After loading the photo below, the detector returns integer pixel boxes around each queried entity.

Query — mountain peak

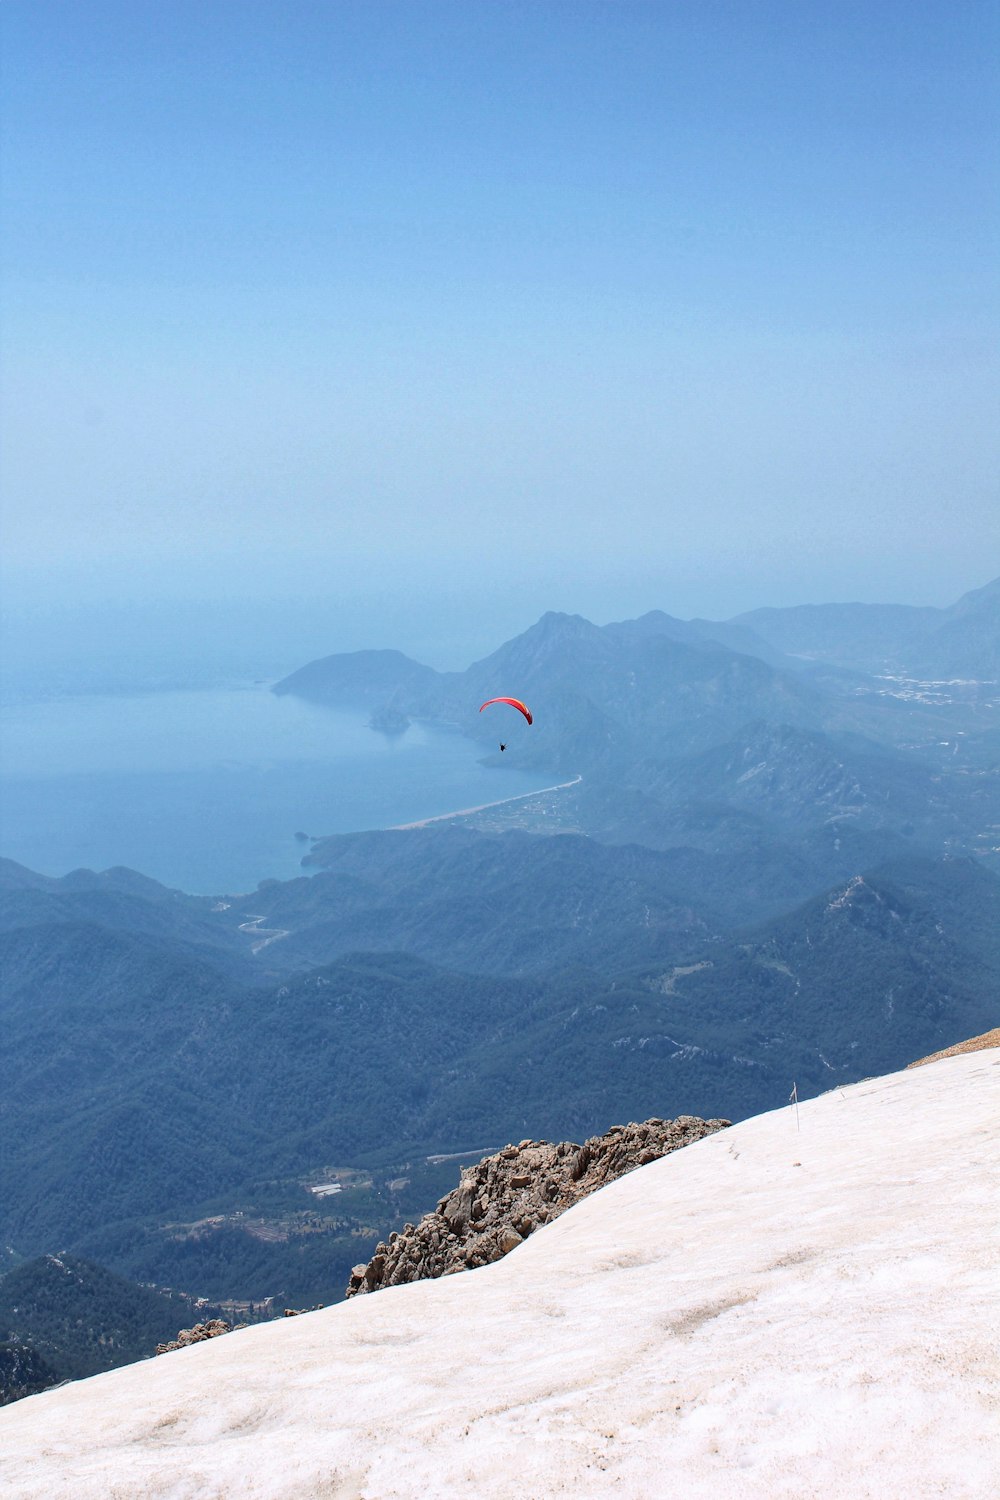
[946,575,1000,617]
[530,610,599,637]
[467,610,605,679]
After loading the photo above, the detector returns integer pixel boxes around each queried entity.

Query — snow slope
[1,1050,997,1499]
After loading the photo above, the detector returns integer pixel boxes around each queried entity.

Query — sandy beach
[392,774,582,829]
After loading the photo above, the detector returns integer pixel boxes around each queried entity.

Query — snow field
[0,1050,997,1499]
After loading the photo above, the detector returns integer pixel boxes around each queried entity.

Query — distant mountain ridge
[0,859,259,981]
[273,608,827,777]
[271,579,1000,803]
[269,584,997,901]
[734,576,1000,677]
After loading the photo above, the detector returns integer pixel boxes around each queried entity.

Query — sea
[0,682,548,895]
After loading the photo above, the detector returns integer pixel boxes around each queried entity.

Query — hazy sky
[2,0,998,649]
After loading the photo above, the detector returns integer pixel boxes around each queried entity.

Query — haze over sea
[2,0,995,915]
[0,604,550,896]
[0,684,549,896]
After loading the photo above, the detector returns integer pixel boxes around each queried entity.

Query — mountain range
[274,576,1000,774]
[3,845,996,1307]
[2,577,997,1392]
[735,575,1000,678]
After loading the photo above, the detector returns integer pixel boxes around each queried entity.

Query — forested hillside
[0,1254,237,1390]
[3,853,997,1312]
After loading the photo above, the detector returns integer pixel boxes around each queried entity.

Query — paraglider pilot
[479,698,532,757]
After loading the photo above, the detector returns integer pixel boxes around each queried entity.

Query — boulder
[155,1319,232,1356]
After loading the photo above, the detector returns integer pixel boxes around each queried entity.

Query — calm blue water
[0,685,547,894]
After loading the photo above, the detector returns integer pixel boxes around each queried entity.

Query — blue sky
[1,0,997,649]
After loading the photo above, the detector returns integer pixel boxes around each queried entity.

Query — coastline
[391,774,583,830]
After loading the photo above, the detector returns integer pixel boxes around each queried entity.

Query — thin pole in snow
[789,1082,800,1132]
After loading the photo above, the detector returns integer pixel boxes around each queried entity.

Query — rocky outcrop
[908,1029,1000,1067]
[346,1115,728,1298]
[155,1319,232,1355]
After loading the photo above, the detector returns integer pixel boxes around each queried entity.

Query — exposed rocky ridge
[908,1028,1000,1067]
[346,1115,728,1297]
[155,1319,233,1355]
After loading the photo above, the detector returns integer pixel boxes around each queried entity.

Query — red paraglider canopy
[479,697,533,725]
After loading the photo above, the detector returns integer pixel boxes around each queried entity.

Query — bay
[0,684,549,894]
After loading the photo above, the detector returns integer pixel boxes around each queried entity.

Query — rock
[155,1319,232,1355]
[345,1114,729,1299]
